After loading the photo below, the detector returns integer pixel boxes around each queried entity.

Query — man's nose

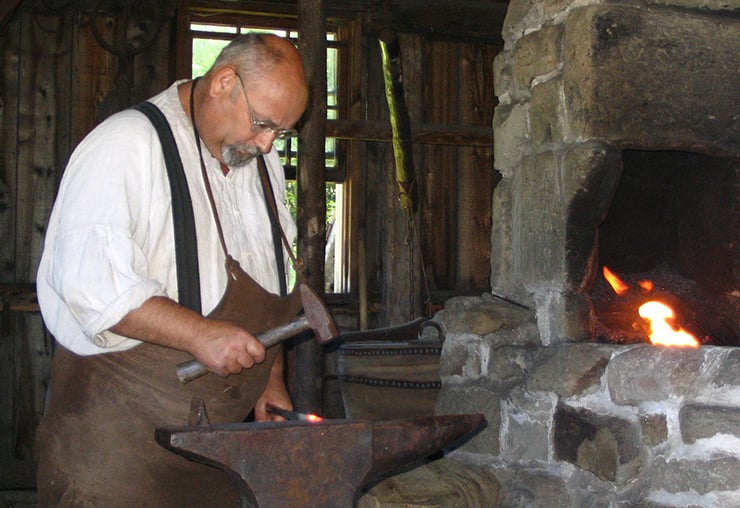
[255,131,277,153]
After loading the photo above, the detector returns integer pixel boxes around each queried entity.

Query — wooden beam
[0,0,22,26]
[294,0,327,414]
[192,1,508,44]
[355,1,508,44]
[326,119,493,147]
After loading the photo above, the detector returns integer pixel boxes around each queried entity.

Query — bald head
[191,33,309,169]
[209,33,308,112]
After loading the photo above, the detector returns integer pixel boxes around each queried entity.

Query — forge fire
[591,264,736,347]
[599,266,700,348]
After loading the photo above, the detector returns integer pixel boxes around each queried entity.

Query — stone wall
[434,296,740,507]
[490,0,740,344]
[432,3,740,505]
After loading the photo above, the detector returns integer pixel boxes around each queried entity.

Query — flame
[304,413,323,423]
[638,301,699,348]
[601,266,699,348]
[603,266,630,295]
[638,280,654,292]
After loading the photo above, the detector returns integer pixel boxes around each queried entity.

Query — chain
[406,213,415,319]
[402,200,433,319]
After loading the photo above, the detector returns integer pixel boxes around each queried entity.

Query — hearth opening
[589,150,738,346]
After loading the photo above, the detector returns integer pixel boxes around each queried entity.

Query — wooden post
[379,30,417,215]
[378,31,424,322]
[294,0,327,413]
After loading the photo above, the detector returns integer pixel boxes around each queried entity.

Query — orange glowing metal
[638,280,654,292]
[603,266,630,295]
[638,301,699,348]
[265,403,324,423]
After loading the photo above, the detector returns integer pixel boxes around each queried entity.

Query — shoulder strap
[257,155,290,296]
[133,101,202,313]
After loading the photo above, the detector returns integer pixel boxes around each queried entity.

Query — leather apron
[36,261,302,507]
[36,91,304,506]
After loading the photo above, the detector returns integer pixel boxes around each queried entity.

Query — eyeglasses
[234,73,298,140]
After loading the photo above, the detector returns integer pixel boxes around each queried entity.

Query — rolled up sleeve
[50,225,167,344]
[36,109,175,355]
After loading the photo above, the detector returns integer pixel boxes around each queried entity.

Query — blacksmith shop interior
[1,1,738,506]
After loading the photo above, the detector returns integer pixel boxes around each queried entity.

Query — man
[35,33,309,506]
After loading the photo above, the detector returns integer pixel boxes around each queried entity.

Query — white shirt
[36,81,296,355]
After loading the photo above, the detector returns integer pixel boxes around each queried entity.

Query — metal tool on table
[176,284,338,383]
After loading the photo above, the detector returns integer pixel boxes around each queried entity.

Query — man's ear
[209,66,238,99]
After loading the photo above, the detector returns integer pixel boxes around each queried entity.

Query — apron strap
[257,155,291,296]
[188,78,300,295]
[133,101,202,314]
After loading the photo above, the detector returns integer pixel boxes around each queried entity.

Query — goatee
[222,143,260,168]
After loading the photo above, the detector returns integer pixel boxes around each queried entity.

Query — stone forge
[430,1,739,507]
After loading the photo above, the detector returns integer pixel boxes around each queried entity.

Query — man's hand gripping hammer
[176,284,338,383]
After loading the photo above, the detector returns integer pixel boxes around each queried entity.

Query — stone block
[647,0,740,8]
[436,294,537,341]
[515,151,567,283]
[577,427,620,482]
[493,102,530,174]
[608,346,714,404]
[501,0,545,45]
[487,346,534,387]
[714,349,740,387]
[493,466,573,508]
[486,320,541,349]
[436,384,502,455]
[439,334,485,381]
[563,5,740,155]
[502,387,556,461]
[490,176,517,294]
[542,0,580,18]
[680,404,740,444]
[639,413,668,446]
[527,343,612,397]
[493,49,515,104]
[529,77,564,145]
[651,456,740,494]
[554,403,643,484]
[491,182,545,311]
[512,24,563,89]
[532,289,592,344]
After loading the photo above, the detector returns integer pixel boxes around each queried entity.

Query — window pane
[192,38,229,77]
[190,20,347,293]
[239,27,288,38]
[192,23,237,34]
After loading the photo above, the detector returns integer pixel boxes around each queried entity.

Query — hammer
[176,284,338,383]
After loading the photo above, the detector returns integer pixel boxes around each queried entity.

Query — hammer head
[299,283,339,344]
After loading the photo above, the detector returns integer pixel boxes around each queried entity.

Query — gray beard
[222,143,260,168]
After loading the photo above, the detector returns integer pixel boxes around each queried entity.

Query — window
[180,7,348,293]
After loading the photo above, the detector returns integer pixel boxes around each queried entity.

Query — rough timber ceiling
[327,0,509,44]
[207,0,510,44]
[4,0,509,45]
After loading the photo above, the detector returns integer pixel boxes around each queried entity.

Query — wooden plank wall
[0,7,172,487]
[0,1,499,484]
[1,9,71,488]
[362,31,498,325]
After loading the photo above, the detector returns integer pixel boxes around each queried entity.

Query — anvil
[155,412,486,507]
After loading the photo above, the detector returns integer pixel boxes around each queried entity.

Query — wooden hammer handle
[175,315,310,383]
